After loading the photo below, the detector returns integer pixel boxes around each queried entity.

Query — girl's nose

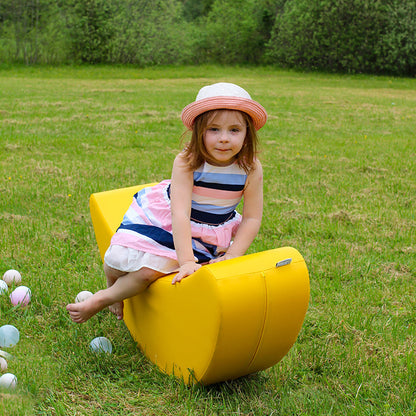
[218,131,229,142]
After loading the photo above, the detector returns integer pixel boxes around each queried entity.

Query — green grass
[0,65,415,415]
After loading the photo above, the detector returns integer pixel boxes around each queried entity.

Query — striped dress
[105,162,247,272]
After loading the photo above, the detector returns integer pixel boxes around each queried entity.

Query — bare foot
[109,301,124,320]
[66,295,104,323]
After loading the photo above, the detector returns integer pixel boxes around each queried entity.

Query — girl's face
[203,110,247,166]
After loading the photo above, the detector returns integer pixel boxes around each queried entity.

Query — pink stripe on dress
[192,186,243,200]
[129,200,154,226]
[192,194,242,208]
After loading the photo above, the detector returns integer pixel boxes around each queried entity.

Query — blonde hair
[182,110,259,173]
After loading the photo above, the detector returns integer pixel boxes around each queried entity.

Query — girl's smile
[203,110,247,166]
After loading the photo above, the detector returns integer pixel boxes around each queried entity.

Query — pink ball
[10,286,31,306]
[2,269,22,286]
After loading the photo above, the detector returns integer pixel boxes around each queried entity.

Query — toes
[109,302,124,320]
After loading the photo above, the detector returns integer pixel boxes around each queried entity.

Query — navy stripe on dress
[190,208,236,225]
[117,223,212,263]
[193,180,245,192]
[118,224,176,249]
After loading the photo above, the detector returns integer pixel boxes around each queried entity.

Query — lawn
[0,65,415,415]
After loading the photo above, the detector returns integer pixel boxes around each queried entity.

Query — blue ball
[89,337,112,354]
[0,325,20,348]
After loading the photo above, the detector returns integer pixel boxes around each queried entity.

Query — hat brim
[181,96,267,131]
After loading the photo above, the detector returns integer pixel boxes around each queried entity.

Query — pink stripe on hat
[181,83,267,131]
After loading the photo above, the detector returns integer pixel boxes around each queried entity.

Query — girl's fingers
[171,263,201,284]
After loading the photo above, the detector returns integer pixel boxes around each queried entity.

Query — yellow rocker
[90,184,310,385]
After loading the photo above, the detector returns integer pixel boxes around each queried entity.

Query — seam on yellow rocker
[247,271,268,370]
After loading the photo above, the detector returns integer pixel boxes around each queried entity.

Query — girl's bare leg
[104,264,127,320]
[66,266,164,323]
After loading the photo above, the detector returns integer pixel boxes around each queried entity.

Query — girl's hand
[171,261,201,284]
[209,253,235,264]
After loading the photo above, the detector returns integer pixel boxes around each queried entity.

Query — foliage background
[0,0,415,75]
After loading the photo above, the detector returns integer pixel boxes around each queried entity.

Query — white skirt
[104,245,180,274]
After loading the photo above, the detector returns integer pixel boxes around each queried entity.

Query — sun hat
[181,82,267,131]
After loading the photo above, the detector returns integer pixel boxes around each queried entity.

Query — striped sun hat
[181,82,267,131]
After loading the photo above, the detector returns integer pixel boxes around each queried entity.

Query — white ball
[90,337,112,354]
[0,325,20,348]
[0,373,17,389]
[0,350,12,360]
[75,290,93,303]
[9,286,32,306]
[0,280,8,295]
[0,357,7,372]
[2,269,22,286]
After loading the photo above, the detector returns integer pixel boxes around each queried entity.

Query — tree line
[0,0,415,76]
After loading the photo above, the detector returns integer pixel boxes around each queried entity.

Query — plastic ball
[0,373,17,389]
[0,357,7,372]
[2,269,22,286]
[0,350,12,360]
[9,286,31,306]
[90,337,112,354]
[75,290,93,303]
[0,325,20,348]
[0,280,8,295]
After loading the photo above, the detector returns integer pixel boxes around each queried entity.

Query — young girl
[67,82,267,323]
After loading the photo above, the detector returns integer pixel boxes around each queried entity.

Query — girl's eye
[231,128,240,133]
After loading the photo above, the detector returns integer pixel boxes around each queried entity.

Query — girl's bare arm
[170,153,201,283]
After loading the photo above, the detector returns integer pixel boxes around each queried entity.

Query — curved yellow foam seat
[90,184,310,385]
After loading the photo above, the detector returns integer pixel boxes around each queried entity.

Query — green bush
[381,1,416,76]
[64,0,116,64]
[0,0,68,64]
[265,0,416,76]
[108,0,193,66]
[181,0,215,21]
[0,0,414,75]
[194,0,273,64]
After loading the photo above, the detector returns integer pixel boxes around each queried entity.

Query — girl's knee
[135,268,164,285]
[104,263,124,279]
